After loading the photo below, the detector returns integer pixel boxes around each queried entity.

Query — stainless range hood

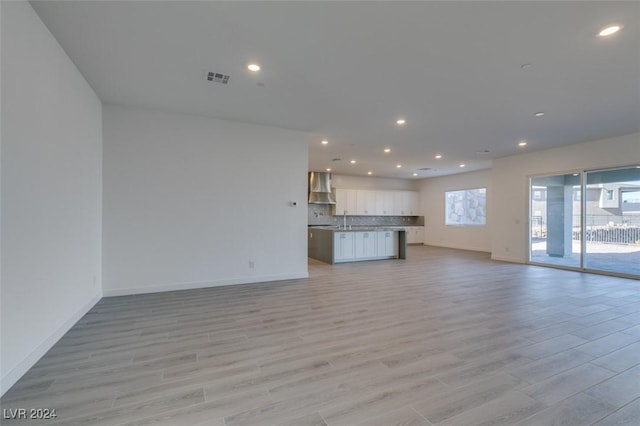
[308,172,336,204]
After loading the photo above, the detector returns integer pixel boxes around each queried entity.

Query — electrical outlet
[249,261,255,269]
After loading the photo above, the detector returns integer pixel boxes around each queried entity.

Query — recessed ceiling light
[367,171,373,175]
[573,173,579,176]
[518,140,528,147]
[599,25,622,37]
[396,164,402,168]
[459,163,466,168]
[396,119,406,125]
[383,148,391,153]
[534,112,545,117]
[326,168,331,172]
[247,63,261,72]
[321,140,328,145]
[435,154,442,159]
[412,173,418,177]
[350,160,356,164]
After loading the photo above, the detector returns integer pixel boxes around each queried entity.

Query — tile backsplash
[308,204,424,226]
[308,204,333,225]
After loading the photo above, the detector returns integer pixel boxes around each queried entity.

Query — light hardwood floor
[2,246,640,426]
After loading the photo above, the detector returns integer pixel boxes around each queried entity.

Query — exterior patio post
[546,184,573,257]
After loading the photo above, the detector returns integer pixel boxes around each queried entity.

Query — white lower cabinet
[377,231,398,257]
[333,231,399,262]
[407,226,424,244]
[355,232,377,258]
[334,232,355,261]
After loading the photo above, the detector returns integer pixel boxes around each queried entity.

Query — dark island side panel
[308,228,334,264]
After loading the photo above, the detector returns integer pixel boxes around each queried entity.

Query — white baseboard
[0,293,102,397]
[491,254,526,264]
[423,242,491,253]
[103,272,310,297]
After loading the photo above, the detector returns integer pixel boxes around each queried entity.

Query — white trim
[424,243,491,253]
[334,256,397,263]
[102,272,310,297]
[0,293,102,396]
[491,254,526,264]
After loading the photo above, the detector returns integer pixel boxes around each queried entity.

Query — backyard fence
[532,215,640,245]
[574,226,640,245]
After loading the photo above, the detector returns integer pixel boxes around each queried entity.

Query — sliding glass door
[529,166,640,278]
[584,167,640,276]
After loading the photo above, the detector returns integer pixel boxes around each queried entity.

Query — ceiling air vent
[418,167,432,171]
[207,72,230,85]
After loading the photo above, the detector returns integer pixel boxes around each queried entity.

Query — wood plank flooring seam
[2,247,639,425]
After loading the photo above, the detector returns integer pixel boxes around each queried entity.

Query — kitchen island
[308,226,407,264]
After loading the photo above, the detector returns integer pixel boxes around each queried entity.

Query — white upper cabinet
[335,189,357,215]
[375,191,386,215]
[376,191,394,216]
[336,189,418,216]
[400,191,419,216]
[356,190,376,215]
[408,191,419,215]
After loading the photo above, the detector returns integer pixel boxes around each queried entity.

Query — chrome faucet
[343,210,347,230]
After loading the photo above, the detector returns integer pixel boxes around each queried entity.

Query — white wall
[416,170,492,252]
[102,105,309,296]
[1,1,103,395]
[332,174,415,191]
[491,132,640,263]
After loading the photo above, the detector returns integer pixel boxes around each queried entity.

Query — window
[621,190,640,213]
[605,189,614,200]
[445,188,486,226]
[534,190,542,200]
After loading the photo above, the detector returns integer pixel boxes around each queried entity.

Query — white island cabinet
[334,232,355,261]
[355,231,378,258]
[308,227,407,264]
[377,231,398,256]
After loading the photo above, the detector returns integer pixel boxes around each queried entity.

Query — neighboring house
[531,183,640,233]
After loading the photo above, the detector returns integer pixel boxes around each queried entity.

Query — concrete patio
[531,240,640,276]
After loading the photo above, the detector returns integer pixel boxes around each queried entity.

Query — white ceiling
[31,1,640,179]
